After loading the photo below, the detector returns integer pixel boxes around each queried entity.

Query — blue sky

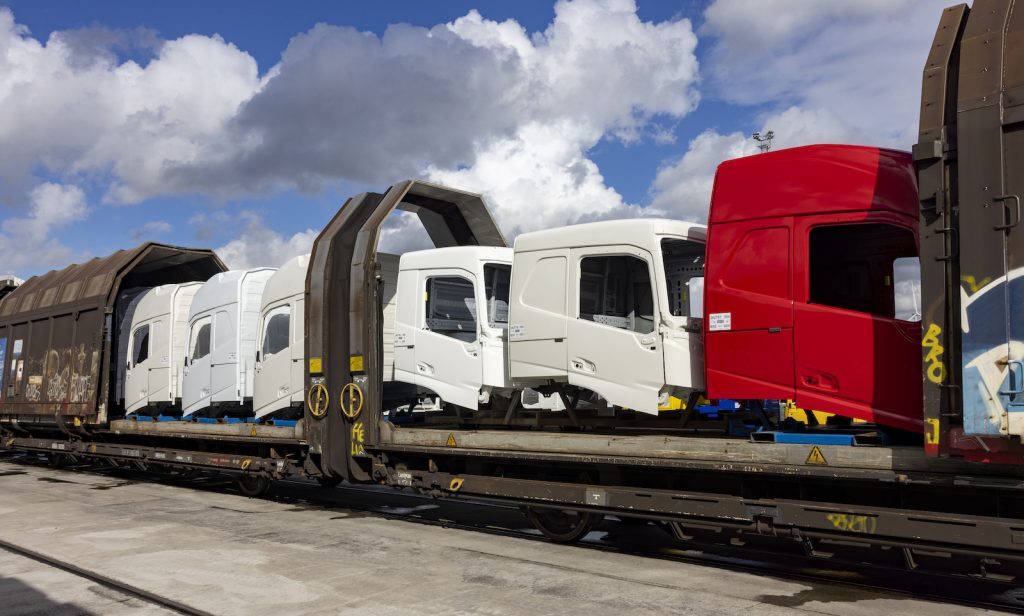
[0,0,948,276]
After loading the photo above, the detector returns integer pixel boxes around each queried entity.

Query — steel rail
[0,537,215,616]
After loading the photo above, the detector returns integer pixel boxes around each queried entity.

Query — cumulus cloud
[0,8,260,204]
[0,183,89,272]
[129,220,172,241]
[646,0,947,222]
[215,212,319,270]
[701,0,947,147]
[648,130,758,220]
[0,1,705,269]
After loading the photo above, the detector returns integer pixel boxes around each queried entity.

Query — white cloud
[214,212,319,270]
[129,220,172,241]
[0,183,89,273]
[0,8,260,204]
[648,129,757,221]
[0,1,701,254]
[646,0,948,222]
[700,0,947,147]
[426,120,636,236]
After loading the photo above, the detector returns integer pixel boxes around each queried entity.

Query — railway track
[0,535,212,616]
[4,449,1022,614]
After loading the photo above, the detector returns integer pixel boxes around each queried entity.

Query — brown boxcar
[0,243,224,426]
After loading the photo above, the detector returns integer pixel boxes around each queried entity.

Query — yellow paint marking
[924,418,940,445]
[349,355,364,372]
[309,357,322,373]
[922,323,947,384]
[250,425,258,437]
[307,383,329,418]
[449,477,464,492]
[446,433,457,447]
[961,275,992,295]
[339,383,364,419]
[826,513,877,534]
[806,446,828,466]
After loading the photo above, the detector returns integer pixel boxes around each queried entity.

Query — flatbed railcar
[4,0,1024,580]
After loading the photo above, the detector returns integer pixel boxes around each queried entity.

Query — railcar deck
[379,424,1024,485]
[108,418,304,444]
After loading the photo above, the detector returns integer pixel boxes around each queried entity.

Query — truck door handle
[768,327,782,333]
[801,372,838,391]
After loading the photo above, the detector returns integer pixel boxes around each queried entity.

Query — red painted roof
[709,144,917,224]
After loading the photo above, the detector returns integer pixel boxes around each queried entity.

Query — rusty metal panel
[305,181,505,481]
[954,0,1024,438]
[915,3,969,454]
[0,243,225,423]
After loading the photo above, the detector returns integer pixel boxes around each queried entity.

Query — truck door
[125,321,152,412]
[414,269,483,409]
[146,319,169,407]
[211,310,237,401]
[568,247,663,412]
[290,297,304,408]
[793,219,922,432]
[255,304,291,414]
[183,316,212,414]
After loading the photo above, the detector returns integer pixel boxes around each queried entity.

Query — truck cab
[182,268,275,418]
[508,219,706,413]
[124,283,203,415]
[704,144,922,432]
[393,246,513,410]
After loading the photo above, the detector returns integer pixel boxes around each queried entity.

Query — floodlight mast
[752,130,775,153]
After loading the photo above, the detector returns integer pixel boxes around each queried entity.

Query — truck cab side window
[809,223,917,319]
[661,238,705,318]
[189,318,211,362]
[579,255,655,334]
[131,325,149,365]
[262,307,290,358]
[425,276,477,342]
[483,264,511,329]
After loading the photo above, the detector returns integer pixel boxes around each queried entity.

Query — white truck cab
[393,246,514,410]
[124,283,203,415]
[182,268,275,417]
[252,254,399,419]
[508,219,706,414]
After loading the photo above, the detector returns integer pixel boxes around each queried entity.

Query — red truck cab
[703,145,923,433]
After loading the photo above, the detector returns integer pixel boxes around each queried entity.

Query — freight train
[2,0,1023,578]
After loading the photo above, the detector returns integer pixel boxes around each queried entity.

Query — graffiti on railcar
[961,269,1024,437]
[826,513,877,534]
[921,323,946,385]
[28,344,100,405]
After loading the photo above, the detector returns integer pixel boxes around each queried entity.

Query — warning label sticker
[805,446,828,466]
[708,312,731,331]
[509,324,526,339]
[446,433,457,447]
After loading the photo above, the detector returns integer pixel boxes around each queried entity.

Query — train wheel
[524,506,602,543]
[236,474,271,497]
